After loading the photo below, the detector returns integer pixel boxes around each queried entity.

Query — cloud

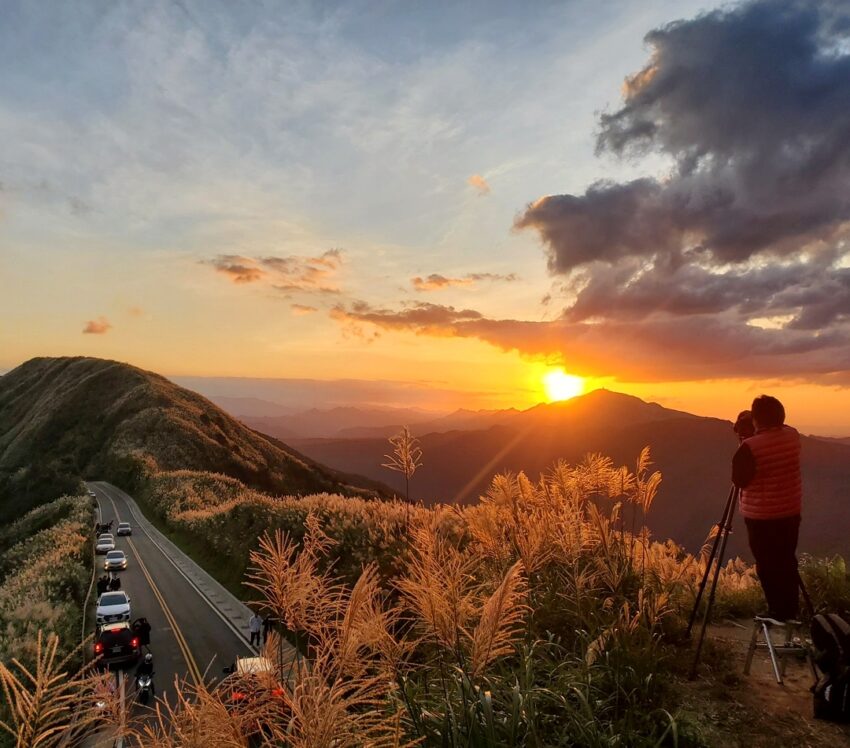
[208,255,266,284]
[503,0,850,383]
[82,317,112,334]
[331,300,850,383]
[291,303,318,315]
[518,1,850,272]
[411,272,518,291]
[127,306,145,317]
[467,174,491,195]
[207,249,344,294]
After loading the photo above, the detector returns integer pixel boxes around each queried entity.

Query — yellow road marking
[101,492,203,686]
[129,537,204,686]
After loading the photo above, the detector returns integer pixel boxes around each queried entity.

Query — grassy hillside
[0,357,384,521]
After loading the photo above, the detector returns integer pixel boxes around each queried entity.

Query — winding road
[88,482,255,708]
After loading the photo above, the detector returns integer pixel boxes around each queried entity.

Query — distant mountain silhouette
[240,405,438,439]
[207,396,298,419]
[0,357,386,521]
[288,390,850,557]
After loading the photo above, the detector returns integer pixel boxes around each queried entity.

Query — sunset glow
[543,369,584,402]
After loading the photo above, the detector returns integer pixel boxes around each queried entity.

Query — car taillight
[131,637,139,648]
[94,642,103,653]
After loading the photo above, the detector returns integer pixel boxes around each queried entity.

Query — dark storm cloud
[516,0,850,270]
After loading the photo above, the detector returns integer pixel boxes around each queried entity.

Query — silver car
[96,591,131,625]
[104,550,127,571]
[116,522,132,536]
[95,534,115,554]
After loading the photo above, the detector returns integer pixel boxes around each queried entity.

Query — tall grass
[5,450,843,746]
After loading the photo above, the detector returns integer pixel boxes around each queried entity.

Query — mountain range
[2,356,847,559]
[264,390,850,558]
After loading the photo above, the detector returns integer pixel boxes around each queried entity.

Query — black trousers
[744,514,801,620]
[250,631,261,646]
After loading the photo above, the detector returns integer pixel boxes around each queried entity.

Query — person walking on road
[133,617,152,652]
[96,575,109,596]
[262,614,273,645]
[248,610,262,647]
[108,573,121,591]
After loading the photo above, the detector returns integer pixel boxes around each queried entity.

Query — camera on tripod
[733,410,755,441]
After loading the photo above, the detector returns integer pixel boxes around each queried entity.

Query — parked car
[116,522,132,536]
[88,489,97,498]
[96,591,131,625]
[104,550,127,571]
[220,656,285,712]
[94,621,140,667]
[95,535,115,554]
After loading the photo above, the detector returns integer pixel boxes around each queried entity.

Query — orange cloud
[82,317,112,335]
[331,301,850,384]
[467,174,491,195]
[291,303,318,315]
[411,272,518,291]
[127,306,145,317]
[207,249,344,294]
[209,255,266,284]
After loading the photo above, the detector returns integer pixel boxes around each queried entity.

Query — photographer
[732,396,802,622]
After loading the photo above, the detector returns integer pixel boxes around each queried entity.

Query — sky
[2,0,850,434]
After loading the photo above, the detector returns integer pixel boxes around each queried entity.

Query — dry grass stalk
[0,632,103,748]
[245,516,342,637]
[395,525,479,654]
[470,561,529,677]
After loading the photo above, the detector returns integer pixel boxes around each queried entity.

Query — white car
[95,535,115,554]
[104,550,127,571]
[96,591,131,625]
[116,522,132,536]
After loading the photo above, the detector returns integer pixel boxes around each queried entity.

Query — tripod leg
[744,621,759,675]
[687,485,736,637]
[690,488,739,679]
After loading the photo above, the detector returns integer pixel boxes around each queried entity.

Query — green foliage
[0,356,379,523]
[0,495,94,669]
[799,553,850,617]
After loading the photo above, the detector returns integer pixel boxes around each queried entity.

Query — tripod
[687,484,739,679]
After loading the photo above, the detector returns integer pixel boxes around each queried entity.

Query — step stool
[743,616,811,684]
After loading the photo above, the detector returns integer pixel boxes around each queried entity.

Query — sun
[542,369,584,402]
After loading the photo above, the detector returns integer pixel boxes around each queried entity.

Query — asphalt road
[88,481,254,711]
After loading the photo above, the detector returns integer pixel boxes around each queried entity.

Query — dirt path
[679,620,850,747]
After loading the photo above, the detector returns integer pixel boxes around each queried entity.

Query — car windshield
[106,551,124,559]
[118,523,130,528]
[98,535,113,541]
[100,593,126,606]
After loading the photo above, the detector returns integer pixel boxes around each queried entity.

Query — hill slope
[0,357,382,520]
[290,390,850,557]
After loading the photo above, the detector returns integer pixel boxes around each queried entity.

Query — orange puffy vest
[740,426,802,520]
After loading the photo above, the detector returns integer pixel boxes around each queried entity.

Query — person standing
[262,614,273,645]
[248,610,262,647]
[732,395,802,621]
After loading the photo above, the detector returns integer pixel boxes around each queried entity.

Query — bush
[0,495,94,669]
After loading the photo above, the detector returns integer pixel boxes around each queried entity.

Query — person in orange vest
[732,395,802,622]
